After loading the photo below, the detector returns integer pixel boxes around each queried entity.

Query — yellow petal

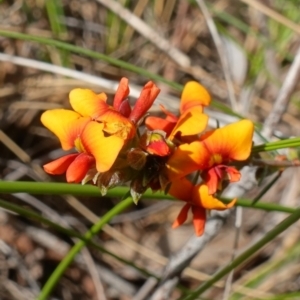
[69,88,108,118]
[201,119,254,161]
[81,121,124,172]
[41,109,90,150]
[180,81,211,113]
[170,108,208,139]
[192,184,236,210]
[166,141,211,180]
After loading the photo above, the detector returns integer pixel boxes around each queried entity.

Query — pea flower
[169,177,236,236]
[40,77,255,237]
[41,110,123,183]
[166,119,254,194]
[145,81,210,140]
[69,78,160,140]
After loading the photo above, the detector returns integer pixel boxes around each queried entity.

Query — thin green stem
[0,180,173,199]
[0,198,87,238]
[230,242,300,300]
[0,29,238,115]
[0,181,296,214]
[222,197,295,214]
[252,172,282,205]
[180,207,300,300]
[0,198,154,278]
[252,137,300,153]
[37,196,133,300]
[0,29,180,90]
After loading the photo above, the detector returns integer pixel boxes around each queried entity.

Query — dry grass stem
[240,0,300,34]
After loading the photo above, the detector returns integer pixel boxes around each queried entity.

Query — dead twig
[240,0,300,35]
[95,0,191,68]
[0,52,180,111]
[195,0,239,111]
[140,167,261,300]
[263,44,300,138]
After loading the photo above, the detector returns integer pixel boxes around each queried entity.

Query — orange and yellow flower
[169,177,236,236]
[41,110,124,182]
[166,119,254,194]
[41,78,161,182]
[145,81,210,140]
[69,78,160,140]
[40,77,255,237]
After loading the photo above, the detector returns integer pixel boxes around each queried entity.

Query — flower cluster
[41,78,254,236]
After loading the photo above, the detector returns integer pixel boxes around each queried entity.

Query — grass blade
[37,195,133,300]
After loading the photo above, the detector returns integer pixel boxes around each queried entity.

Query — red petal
[191,206,206,236]
[204,168,219,195]
[43,153,78,175]
[130,81,160,123]
[168,177,194,202]
[226,166,241,182]
[66,153,95,183]
[145,105,177,134]
[146,140,170,156]
[113,77,130,111]
[118,99,131,117]
[172,203,191,229]
[145,116,176,135]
